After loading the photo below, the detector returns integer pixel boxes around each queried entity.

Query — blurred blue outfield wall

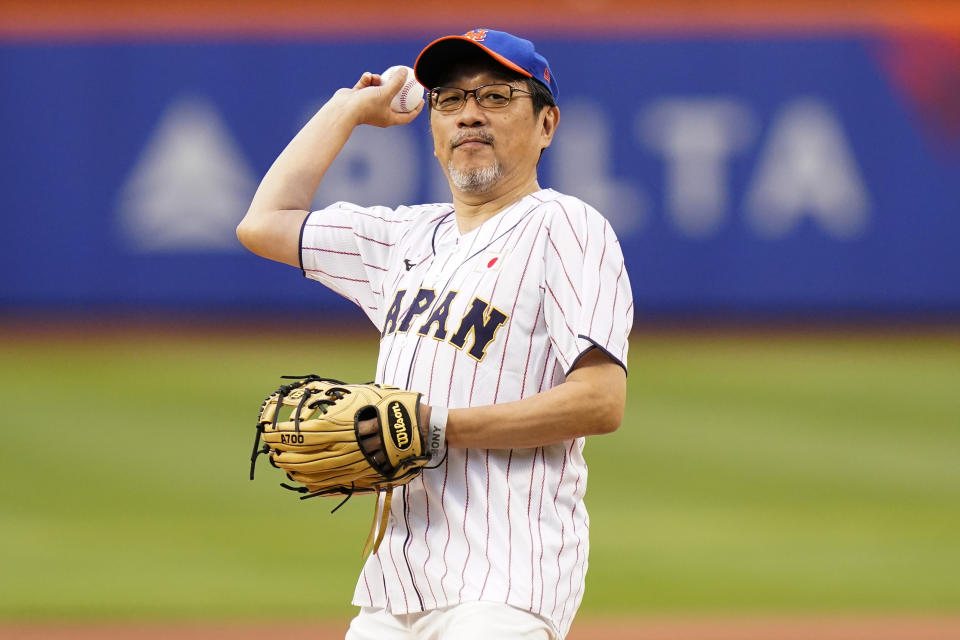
[1,37,958,315]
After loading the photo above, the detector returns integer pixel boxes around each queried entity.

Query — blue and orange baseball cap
[414,28,559,103]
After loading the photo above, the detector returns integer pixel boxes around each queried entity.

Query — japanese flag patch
[475,250,507,273]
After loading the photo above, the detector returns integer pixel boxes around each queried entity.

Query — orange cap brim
[414,35,532,89]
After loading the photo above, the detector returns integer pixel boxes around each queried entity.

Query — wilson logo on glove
[389,401,412,449]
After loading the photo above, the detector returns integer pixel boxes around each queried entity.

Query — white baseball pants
[345,601,559,640]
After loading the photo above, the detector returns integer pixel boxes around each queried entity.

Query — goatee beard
[448,160,503,194]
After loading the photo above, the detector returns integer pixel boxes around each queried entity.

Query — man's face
[429,65,557,198]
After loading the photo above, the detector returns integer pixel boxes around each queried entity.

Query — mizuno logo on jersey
[381,288,509,361]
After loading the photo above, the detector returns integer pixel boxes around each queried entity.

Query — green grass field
[1,327,958,621]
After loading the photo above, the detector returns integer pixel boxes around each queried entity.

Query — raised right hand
[336,69,425,128]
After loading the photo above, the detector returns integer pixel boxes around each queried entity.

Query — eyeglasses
[430,83,533,112]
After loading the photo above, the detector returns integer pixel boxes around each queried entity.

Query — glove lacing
[249,376,394,557]
[363,489,393,558]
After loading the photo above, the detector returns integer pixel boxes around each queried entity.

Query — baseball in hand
[382,65,424,113]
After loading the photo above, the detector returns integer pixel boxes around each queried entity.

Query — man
[237,28,632,640]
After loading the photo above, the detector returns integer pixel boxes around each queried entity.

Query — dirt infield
[3,618,960,640]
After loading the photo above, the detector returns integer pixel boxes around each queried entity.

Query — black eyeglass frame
[429,83,533,112]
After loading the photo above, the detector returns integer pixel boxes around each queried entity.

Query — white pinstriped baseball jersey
[300,188,632,638]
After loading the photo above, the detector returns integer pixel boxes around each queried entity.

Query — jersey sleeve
[299,201,409,326]
[541,198,633,375]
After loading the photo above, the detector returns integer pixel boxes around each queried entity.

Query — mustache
[451,130,494,149]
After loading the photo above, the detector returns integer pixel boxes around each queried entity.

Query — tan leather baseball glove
[250,375,429,556]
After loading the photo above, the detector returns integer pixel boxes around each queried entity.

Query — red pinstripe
[560,441,584,624]
[303,267,369,284]
[355,232,394,247]
[435,219,456,247]
[581,211,592,308]
[426,338,441,411]
[587,227,609,336]
[557,200,585,254]
[467,230,508,407]
[504,450,514,600]
[400,484,423,610]
[302,246,360,256]
[605,258,626,347]
[477,206,510,249]
[467,359,479,406]
[394,224,415,253]
[375,332,394,382]
[438,457,453,602]
[526,447,539,610]
[537,342,553,393]
[457,449,471,600]
[570,505,590,625]
[545,282,580,342]
[305,223,350,230]
[624,300,635,361]
[536,447,548,615]
[546,230,583,306]
[385,519,410,611]
[352,210,420,224]
[362,566,373,605]
[478,449,492,599]
[520,301,543,398]
[387,335,406,386]
[420,473,439,609]
[385,272,405,304]
[375,547,388,605]
[549,446,569,618]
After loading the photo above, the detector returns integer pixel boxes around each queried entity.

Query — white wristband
[426,406,448,460]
